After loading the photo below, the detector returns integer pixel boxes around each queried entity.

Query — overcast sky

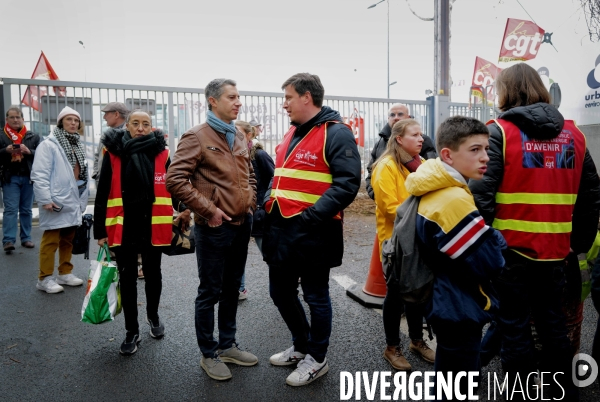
[1,0,597,104]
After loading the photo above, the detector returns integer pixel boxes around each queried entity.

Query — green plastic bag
[81,244,122,324]
[579,231,600,302]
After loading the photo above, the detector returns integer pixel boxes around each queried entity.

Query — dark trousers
[383,280,427,345]
[494,255,578,401]
[431,322,483,401]
[592,256,600,370]
[480,321,501,366]
[115,243,163,335]
[269,263,332,362]
[194,216,251,358]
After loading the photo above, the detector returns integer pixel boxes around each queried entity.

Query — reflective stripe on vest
[265,121,344,219]
[490,118,586,261]
[105,149,173,247]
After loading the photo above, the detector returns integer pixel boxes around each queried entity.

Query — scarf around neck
[121,130,162,204]
[53,127,88,182]
[4,123,28,162]
[207,110,236,150]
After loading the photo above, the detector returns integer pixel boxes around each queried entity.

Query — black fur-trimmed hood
[102,128,167,156]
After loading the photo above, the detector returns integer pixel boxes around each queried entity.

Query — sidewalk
[0,205,95,227]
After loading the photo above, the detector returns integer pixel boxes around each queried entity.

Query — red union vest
[105,149,173,247]
[491,118,586,261]
[265,121,345,219]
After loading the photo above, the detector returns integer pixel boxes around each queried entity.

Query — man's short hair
[495,63,550,112]
[6,106,24,119]
[281,73,325,108]
[205,79,237,111]
[436,116,489,151]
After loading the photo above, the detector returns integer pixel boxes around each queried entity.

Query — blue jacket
[405,158,506,325]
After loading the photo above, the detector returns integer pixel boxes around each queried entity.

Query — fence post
[431,95,450,139]
[2,82,11,120]
[167,91,175,151]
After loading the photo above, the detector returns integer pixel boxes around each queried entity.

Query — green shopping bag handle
[97,243,112,262]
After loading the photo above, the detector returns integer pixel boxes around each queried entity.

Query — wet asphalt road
[1,213,599,401]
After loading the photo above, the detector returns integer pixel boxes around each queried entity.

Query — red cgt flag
[21,51,66,112]
[471,57,502,106]
[498,18,545,63]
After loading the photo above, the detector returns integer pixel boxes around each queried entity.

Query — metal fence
[1,77,495,197]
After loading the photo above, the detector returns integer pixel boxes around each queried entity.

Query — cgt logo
[572,353,598,387]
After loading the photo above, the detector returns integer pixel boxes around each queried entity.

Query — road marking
[333,274,437,349]
[332,275,356,290]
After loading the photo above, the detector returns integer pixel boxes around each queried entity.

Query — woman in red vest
[94,110,191,356]
[469,63,600,400]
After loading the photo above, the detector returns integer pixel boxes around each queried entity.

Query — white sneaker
[238,289,248,300]
[56,273,84,286]
[36,277,64,294]
[269,345,307,366]
[286,354,329,386]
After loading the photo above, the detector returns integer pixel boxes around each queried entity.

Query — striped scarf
[52,127,88,182]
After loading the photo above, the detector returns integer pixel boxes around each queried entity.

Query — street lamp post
[368,0,390,98]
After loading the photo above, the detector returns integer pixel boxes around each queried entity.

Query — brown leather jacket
[166,123,256,225]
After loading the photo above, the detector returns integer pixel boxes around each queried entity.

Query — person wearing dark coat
[365,103,437,200]
[469,63,600,401]
[94,110,191,356]
[1,106,41,252]
[234,120,275,300]
[263,73,361,386]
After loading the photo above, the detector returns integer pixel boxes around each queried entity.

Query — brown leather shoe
[383,345,412,371]
[4,242,15,253]
[409,339,436,363]
[21,241,35,248]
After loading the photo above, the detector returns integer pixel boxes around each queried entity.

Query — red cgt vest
[105,149,173,247]
[491,118,586,261]
[265,122,345,219]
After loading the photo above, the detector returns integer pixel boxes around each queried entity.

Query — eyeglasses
[389,112,406,118]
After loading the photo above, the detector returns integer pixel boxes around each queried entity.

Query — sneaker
[285,354,329,386]
[36,277,64,294]
[409,339,435,363]
[218,344,258,366]
[138,266,144,280]
[4,242,15,253]
[383,345,412,370]
[238,289,248,300]
[147,316,165,338]
[120,333,141,356]
[269,345,307,366]
[201,356,232,381]
[56,273,84,287]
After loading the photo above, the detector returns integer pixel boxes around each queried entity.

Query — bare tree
[582,0,600,42]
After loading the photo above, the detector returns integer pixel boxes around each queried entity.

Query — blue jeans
[194,215,251,358]
[269,263,332,362]
[494,253,578,401]
[2,175,34,245]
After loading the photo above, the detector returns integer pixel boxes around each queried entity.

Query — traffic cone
[346,233,387,308]
[363,234,387,297]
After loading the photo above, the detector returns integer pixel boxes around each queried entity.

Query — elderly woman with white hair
[31,106,89,294]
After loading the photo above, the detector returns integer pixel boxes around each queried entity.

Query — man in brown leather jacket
[166,78,258,382]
